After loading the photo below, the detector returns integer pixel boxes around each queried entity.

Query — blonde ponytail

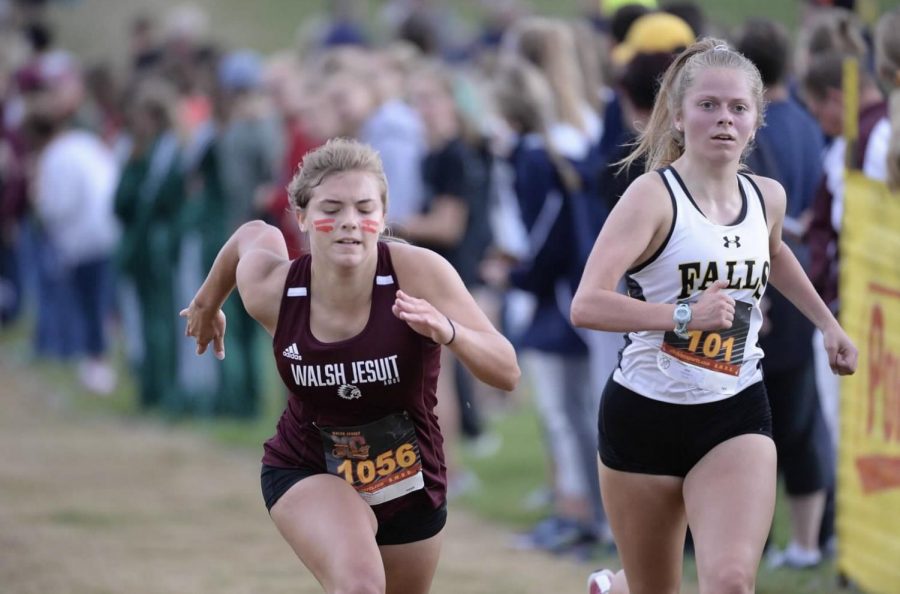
[492,57,582,194]
[504,17,589,133]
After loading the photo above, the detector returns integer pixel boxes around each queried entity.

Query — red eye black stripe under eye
[313,218,336,232]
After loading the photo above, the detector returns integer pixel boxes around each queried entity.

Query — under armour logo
[723,235,741,248]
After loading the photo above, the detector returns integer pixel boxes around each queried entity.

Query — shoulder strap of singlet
[272,255,310,347]
[738,172,768,225]
[374,241,398,288]
[662,165,698,211]
[282,254,310,298]
[627,168,679,274]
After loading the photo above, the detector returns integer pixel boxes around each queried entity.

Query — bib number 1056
[319,412,425,505]
[336,443,417,485]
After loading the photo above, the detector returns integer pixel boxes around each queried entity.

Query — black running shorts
[260,464,447,545]
[599,379,773,477]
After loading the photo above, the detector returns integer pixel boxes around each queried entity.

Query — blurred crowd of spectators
[1,0,898,568]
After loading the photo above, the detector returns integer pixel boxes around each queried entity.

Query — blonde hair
[287,138,388,211]
[491,57,556,137]
[619,38,765,173]
[491,57,581,193]
[875,8,900,191]
[568,19,605,113]
[503,17,589,133]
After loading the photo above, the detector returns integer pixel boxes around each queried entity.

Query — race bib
[657,300,752,395]
[318,412,425,506]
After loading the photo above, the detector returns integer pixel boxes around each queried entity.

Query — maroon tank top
[263,242,446,519]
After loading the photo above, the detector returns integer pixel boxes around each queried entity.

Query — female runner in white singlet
[572,39,857,594]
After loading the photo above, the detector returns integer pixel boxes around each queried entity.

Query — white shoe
[767,542,822,569]
[587,569,615,594]
[78,360,117,396]
[446,470,480,500]
[464,432,503,458]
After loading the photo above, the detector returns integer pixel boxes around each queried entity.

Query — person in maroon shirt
[802,49,887,313]
[180,138,519,594]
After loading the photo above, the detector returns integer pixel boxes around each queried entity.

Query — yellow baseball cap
[611,12,696,66]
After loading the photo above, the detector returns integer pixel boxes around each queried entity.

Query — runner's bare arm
[181,221,290,358]
[571,172,678,332]
[389,243,520,392]
[753,175,857,374]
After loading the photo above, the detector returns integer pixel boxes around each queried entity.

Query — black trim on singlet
[627,168,678,274]
[624,274,647,301]
[739,173,768,224]
[668,165,748,227]
[616,275,646,372]
[617,332,630,371]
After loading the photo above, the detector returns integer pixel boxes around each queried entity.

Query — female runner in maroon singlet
[180,138,520,594]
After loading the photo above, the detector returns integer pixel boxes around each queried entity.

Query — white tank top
[613,166,770,404]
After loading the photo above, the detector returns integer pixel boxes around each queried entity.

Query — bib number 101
[336,443,417,485]
[685,330,735,362]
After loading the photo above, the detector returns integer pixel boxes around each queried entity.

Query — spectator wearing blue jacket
[484,57,608,555]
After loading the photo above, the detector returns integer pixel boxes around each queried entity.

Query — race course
[0,352,599,594]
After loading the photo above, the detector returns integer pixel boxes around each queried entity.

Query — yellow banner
[843,58,859,146]
[838,171,900,594]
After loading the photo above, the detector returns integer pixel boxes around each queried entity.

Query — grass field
[47,0,900,65]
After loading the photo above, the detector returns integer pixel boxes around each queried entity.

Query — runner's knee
[329,562,385,594]
[699,561,755,594]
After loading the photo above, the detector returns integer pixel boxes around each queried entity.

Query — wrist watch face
[674,303,691,324]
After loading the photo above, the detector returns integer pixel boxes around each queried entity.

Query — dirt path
[0,354,592,594]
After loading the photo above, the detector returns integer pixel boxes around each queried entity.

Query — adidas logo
[282,343,302,361]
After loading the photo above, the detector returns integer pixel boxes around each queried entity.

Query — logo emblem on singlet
[723,235,741,248]
[338,384,362,400]
[282,343,302,361]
